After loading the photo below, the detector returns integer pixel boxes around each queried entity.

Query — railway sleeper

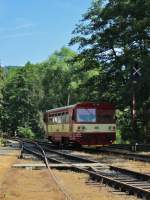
[77,167,150,199]
[21,141,150,199]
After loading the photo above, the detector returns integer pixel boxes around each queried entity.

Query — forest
[0,0,150,143]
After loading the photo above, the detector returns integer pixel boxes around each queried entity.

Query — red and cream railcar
[44,102,116,147]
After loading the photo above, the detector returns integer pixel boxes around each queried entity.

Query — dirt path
[0,150,20,199]
[0,169,65,200]
[0,159,137,200]
[0,151,19,184]
[1,168,138,200]
[0,152,65,200]
[0,151,138,200]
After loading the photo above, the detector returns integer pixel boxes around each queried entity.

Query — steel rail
[22,140,150,199]
[41,146,97,163]
[96,147,150,162]
[106,144,150,152]
[21,141,74,200]
[36,140,150,163]
[74,167,150,199]
[110,166,150,181]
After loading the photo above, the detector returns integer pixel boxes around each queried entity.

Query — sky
[0,0,92,66]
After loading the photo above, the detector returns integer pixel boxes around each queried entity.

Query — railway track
[21,140,150,199]
[36,140,150,163]
[108,144,150,152]
[95,146,150,162]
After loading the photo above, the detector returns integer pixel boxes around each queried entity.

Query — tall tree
[41,47,80,110]
[0,47,82,137]
[70,0,150,142]
[2,64,43,135]
[70,0,150,104]
[0,67,5,132]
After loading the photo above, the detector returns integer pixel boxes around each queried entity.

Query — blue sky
[0,0,92,66]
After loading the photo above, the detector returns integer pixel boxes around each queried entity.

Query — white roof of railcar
[46,104,76,113]
[45,102,113,114]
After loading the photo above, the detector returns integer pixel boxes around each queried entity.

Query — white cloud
[0,18,39,40]
[0,31,47,40]
[0,22,35,32]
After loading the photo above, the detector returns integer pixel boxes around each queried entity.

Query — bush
[0,137,6,146]
[17,126,35,139]
[116,108,145,144]
[115,130,122,144]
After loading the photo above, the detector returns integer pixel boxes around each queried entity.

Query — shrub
[17,126,35,139]
[0,137,6,146]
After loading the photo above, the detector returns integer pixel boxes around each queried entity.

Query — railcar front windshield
[97,110,115,123]
[76,108,96,122]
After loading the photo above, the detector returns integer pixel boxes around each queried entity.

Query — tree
[0,47,82,138]
[0,67,6,132]
[2,65,44,136]
[41,47,80,110]
[70,0,150,142]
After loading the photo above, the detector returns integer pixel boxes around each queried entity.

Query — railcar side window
[52,115,58,123]
[76,109,96,122]
[66,113,69,123]
[48,116,53,124]
[49,112,70,124]
[57,114,62,123]
[61,113,66,123]
[72,110,75,121]
[98,115,113,123]
[61,112,69,123]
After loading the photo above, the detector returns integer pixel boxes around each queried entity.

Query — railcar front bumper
[73,132,116,146]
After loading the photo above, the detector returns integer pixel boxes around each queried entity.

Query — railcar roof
[45,102,114,113]
[45,102,93,113]
[46,104,75,113]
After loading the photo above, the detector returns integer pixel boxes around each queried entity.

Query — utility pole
[67,93,70,106]
[132,66,141,142]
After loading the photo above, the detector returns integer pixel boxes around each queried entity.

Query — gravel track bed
[71,151,150,173]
